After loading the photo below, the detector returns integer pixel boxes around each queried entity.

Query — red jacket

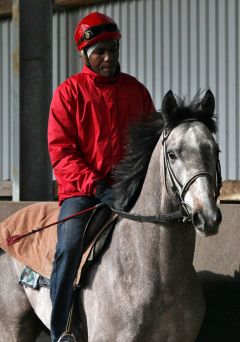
[48,65,155,204]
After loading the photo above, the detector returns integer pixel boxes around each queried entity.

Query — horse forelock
[113,93,217,212]
[165,95,217,133]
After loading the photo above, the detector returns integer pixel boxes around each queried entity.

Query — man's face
[87,40,119,77]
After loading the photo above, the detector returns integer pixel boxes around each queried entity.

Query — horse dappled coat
[0,91,222,342]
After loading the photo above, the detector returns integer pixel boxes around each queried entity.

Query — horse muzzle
[192,207,222,236]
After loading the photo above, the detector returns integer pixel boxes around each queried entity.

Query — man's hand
[95,181,114,207]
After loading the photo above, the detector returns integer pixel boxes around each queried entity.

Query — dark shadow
[196,271,240,342]
[36,325,51,341]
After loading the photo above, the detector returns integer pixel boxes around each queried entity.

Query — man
[48,11,155,342]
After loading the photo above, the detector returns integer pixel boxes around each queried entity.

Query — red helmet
[74,12,121,51]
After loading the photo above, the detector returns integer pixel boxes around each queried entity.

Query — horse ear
[201,89,215,116]
[161,90,178,123]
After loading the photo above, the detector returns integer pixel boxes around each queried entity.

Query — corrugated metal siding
[0,0,239,181]
[0,18,11,180]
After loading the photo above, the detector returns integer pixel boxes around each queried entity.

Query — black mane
[112,94,217,212]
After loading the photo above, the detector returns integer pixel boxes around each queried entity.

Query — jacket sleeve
[48,86,101,197]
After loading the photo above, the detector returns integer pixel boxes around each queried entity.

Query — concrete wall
[194,203,240,275]
[194,204,240,341]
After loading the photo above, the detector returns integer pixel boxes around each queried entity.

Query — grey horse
[0,90,222,341]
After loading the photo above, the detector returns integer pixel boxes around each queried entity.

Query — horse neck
[133,139,173,215]
[117,139,196,274]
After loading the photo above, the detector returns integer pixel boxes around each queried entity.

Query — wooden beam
[54,0,110,8]
[54,0,109,7]
[0,181,12,197]
[0,180,57,199]
[0,0,112,17]
[220,180,240,202]
[0,0,11,18]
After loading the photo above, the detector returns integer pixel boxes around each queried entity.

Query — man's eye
[95,49,104,54]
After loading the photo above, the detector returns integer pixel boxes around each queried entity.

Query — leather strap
[112,208,188,224]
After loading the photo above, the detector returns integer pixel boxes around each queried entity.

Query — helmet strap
[83,49,91,68]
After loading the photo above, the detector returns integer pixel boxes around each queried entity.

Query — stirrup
[57,332,76,342]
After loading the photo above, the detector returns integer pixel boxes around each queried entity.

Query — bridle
[113,119,222,225]
[162,120,222,220]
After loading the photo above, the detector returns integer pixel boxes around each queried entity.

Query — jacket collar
[81,63,120,84]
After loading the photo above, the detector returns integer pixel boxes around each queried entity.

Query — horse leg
[0,253,43,342]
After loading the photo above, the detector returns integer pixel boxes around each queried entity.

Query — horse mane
[112,93,217,212]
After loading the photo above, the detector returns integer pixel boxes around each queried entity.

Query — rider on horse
[48,11,155,342]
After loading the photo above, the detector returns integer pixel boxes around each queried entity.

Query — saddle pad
[0,202,117,282]
[0,202,59,278]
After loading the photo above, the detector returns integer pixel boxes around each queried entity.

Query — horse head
[161,90,222,236]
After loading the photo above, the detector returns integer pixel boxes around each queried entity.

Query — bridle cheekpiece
[162,119,222,222]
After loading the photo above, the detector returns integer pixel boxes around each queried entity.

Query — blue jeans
[50,196,100,342]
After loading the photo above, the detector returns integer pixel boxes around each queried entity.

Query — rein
[111,208,188,223]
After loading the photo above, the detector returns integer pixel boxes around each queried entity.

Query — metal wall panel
[0,0,239,181]
[0,18,11,180]
[52,0,240,181]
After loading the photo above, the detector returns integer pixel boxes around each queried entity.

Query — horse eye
[168,152,177,160]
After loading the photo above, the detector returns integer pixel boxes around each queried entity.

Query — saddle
[0,202,117,288]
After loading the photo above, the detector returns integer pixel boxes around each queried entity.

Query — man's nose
[103,51,112,61]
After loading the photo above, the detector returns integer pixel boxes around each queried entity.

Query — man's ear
[80,54,85,62]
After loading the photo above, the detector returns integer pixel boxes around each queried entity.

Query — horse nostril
[192,211,204,228]
[192,207,222,234]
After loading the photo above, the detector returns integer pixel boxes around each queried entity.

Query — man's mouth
[101,64,117,75]
[102,64,114,69]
